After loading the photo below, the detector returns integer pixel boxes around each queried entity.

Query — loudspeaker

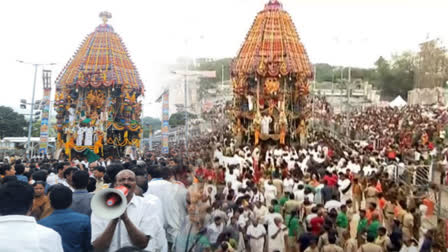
[91,186,129,219]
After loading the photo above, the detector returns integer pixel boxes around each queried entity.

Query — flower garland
[106,136,140,147]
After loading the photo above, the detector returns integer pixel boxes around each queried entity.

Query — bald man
[91,170,165,252]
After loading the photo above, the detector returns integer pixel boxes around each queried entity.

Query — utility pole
[17,60,56,160]
[346,66,352,138]
[221,64,224,91]
[184,54,189,156]
[27,64,38,159]
[332,69,335,93]
[339,67,345,114]
[149,124,153,151]
[179,35,204,157]
[348,66,351,83]
[312,65,316,128]
[340,67,344,84]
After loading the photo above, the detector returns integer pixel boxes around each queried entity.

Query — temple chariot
[230,0,313,148]
[54,12,144,160]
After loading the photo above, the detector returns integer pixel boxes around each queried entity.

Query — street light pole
[312,65,316,128]
[176,35,205,157]
[332,69,335,93]
[339,67,345,114]
[184,53,189,156]
[26,64,38,159]
[221,64,224,91]
[346,70,352,138]
[17,60,56,160]
[340,67,344,84]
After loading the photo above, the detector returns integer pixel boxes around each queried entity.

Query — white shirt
[274,149,283,158]
[207,223,224,244]
[324,200,342,211]
[222,186,231,199]
[46,172,61,186]
[143,193,164,223]
[400,245,418,252]
[247,95,254,111]
[232,180,242,192]
[91,195,164,252]
[305,193,314,203]
[145,179,181,243]
[60,179,75,192]
[385,164,396,177]
[254,205,269,221]
[247,224,266,239]
[212,209,229,225]
[261,116,272,135]
[294,189,305,203]
[76,127,85,146]
[0,215,63,252]
[225,171,238,185]
[287,160,296,171]
[351,163,361,174]
[264,184,278,199]
[204,184,217,205]
[143,193,168,252]
[251,193,265,204]
[81,160,89,168]
[264,212,283,226]
[69,107,76,122]
[265,150,273,164]
[84,127,94,146]
[338,179,352,196]
[238,214,249,231]
[268,223,287,252]
[415,151,421,161]
[283,178,294,193]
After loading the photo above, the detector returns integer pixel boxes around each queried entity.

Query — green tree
[415,39,448,88]
[374,53,415,99]
[31,119,57,137]
[142,116,161,137]
[32,121,41,137]
[169,112,197,127]
[314,63,334,82]
[314,64,378,85]
[191,58,232,100]
[0,106,27,138]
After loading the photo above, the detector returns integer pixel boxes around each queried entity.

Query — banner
[38,87,51,155]
[161,91,169,154]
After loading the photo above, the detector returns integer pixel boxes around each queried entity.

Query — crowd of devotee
[313,97,448,181]
[1,101,448,252]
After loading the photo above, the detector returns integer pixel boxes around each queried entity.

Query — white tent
[389,95,407,107]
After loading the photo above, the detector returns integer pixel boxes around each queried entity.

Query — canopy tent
[389,95,407,108]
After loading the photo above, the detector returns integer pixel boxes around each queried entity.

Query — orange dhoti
[255,129,260,145]
[280,129,286,145]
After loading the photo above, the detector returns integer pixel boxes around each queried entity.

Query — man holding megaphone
[91,169,164,252]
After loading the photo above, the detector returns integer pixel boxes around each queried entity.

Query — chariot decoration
[230,0,313,146]
[54,12,144,160]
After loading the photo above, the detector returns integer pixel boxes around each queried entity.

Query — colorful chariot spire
[54,12,144,159]
[231,0,313,146]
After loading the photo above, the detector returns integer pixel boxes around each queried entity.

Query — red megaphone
[91,185,130,219]
[106,186,129,207]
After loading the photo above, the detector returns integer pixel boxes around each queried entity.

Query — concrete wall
[408,87,445,105]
